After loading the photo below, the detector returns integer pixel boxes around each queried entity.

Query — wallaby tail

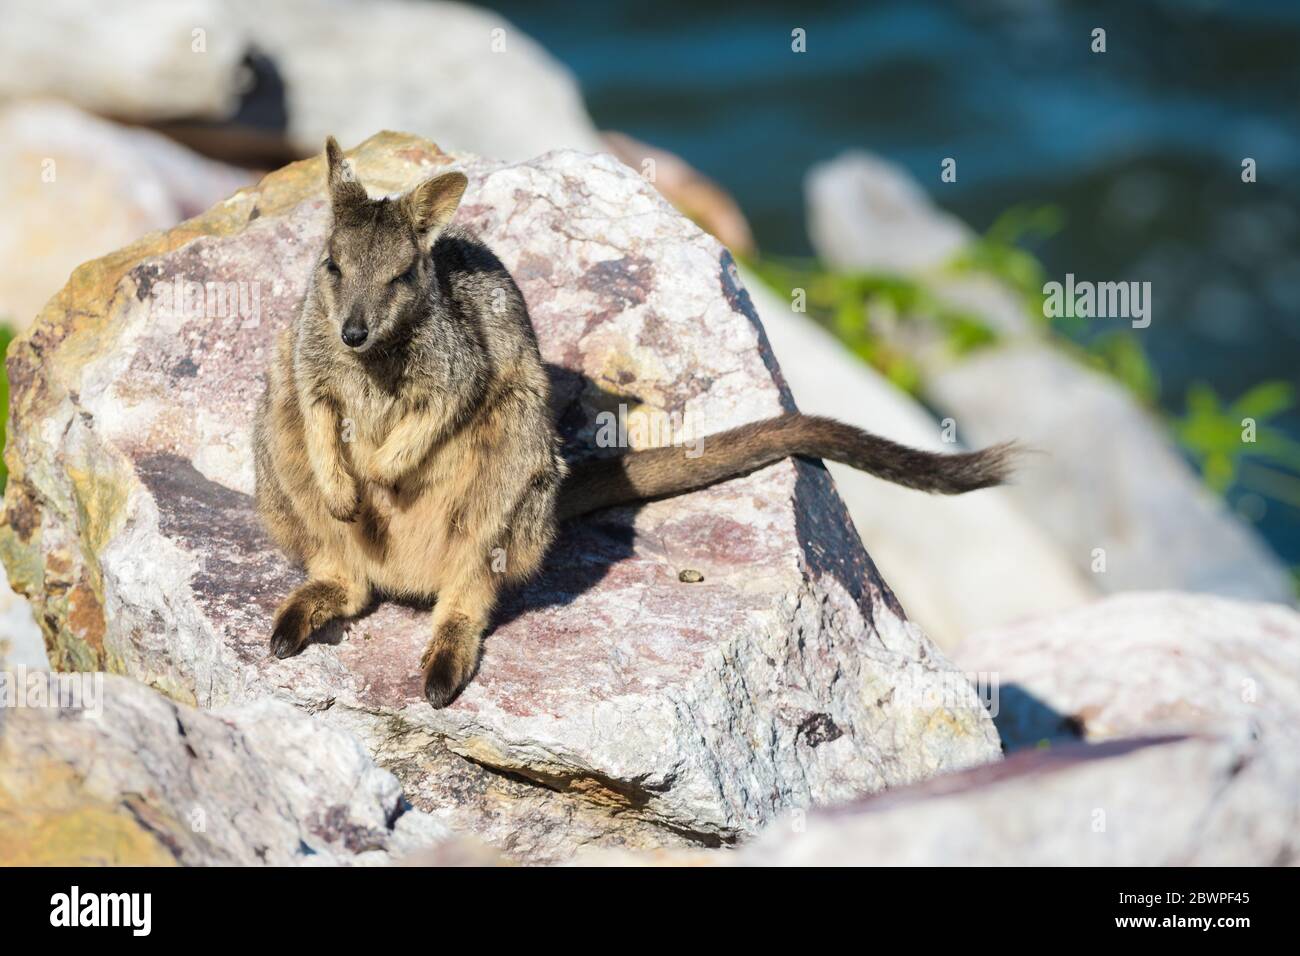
[557,412,1016,521]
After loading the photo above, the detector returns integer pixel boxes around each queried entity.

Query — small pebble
[678,569,704,583]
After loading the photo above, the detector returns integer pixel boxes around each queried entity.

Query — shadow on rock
[990,683,1086,752]
[491,363,647,629]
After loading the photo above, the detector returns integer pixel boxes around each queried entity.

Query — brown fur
[558,414,1014,520]
[253,138,1015,708]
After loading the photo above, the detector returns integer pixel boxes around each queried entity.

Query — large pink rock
[1,132,1000,861]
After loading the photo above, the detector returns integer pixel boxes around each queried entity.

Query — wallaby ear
[400,171,468,240]
[324,136,366,214]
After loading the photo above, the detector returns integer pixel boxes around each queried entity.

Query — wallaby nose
[341,322,368,348]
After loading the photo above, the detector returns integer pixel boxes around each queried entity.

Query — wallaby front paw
[323,479,362,522]
[365,457,405,493]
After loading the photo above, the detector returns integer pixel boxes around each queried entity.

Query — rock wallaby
[253,138,1014,708]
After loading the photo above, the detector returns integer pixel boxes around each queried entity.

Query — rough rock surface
[584,733,1298,865]
[806,151,1294,605]
[0,99,253,331]
[603,132,755,256]
[1,132,1000,861]
[580,590,1300,865]
[957,591,1300,750]
[0,672,446,865]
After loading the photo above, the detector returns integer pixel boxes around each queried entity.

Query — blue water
[486,0,1300,571]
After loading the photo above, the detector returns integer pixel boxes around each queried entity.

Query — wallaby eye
[394,263,417,285]
[324,257,341,277]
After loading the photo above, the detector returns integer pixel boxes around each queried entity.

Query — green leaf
[1231,381,1294,422]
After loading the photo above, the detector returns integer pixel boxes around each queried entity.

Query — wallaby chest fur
[256,225,563,599]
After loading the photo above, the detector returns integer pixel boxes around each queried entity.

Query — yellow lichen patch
[0,757,180,866]
[0,527,45,601]
[585,354,675,448]
[135,674,198,708]
[452,735,513,769]
[593,351,646,394]
[45,550,74,579]
[922,707,974,739]
[66,465,130,557]
[39,586,101,672]
[43,464,131,669]
[348,134,454,195]
[0,802,180,866]
[451,738,649,813]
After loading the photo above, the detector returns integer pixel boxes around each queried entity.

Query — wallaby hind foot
[269,576,370,659]
[419,574,496,707]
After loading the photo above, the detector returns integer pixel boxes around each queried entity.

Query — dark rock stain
[172,356,199,378]
[310,804,388,854]
[2,480,42,543]
[578,254,653,333]
[797,712,844,748]
[133,452,300,662]
[131,262,163,302]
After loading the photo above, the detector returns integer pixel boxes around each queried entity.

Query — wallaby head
[318,136,468,353]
